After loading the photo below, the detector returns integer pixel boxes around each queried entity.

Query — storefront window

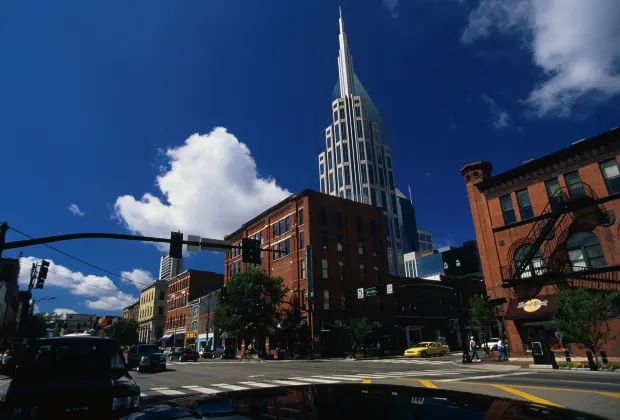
[517,321,568,353]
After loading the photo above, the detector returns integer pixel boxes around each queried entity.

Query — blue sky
[2,0,619,316]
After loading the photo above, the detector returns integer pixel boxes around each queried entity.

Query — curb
[535,369,620,375]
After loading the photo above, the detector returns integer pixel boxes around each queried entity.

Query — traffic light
[35,260,50,289]
[241,238,261,264]
[169,231,183,259]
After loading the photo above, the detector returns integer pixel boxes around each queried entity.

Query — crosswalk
[139,370,464,398]
[356,358,452,365]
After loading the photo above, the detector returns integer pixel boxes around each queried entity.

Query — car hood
[120,384,605,420]
[8,373,138,397]
[405,347,428,352]
[140,352,165,360]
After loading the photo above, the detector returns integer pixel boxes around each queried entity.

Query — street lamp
[30,296,55,315]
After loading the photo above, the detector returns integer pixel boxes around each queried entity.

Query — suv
[169,347,199,362]
[126,344,166,372]
[1,336,140,418]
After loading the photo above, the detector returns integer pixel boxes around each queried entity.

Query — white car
[481,338,507,351]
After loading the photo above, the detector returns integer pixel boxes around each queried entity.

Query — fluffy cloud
[481,94,511,128]
[461,0,620,116]
[68,204,85,217]
[114,127,290,243]
[50,308,77,317]
[120,268,154,289]
[18,257,139,312]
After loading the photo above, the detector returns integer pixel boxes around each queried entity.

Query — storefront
[185,331,197,349]
[505,295,568,355]
[197,333,207,352]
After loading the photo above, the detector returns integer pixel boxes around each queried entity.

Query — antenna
[408,185,413,204]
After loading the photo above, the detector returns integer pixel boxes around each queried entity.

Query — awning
[504,295,559,320]
[161,334,173,340]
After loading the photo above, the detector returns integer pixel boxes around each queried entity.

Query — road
[1,354,618,419]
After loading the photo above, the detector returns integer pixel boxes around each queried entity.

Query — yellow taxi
[404,341,450,358]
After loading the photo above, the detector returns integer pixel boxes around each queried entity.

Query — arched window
[566,232,607,270]
[514,244,546,278]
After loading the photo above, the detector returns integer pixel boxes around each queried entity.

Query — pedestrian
[469,336,481,362]
[376,341,382,356]
[497,339,506,361]
[351,342,357,359]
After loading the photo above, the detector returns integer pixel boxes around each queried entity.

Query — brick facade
[163,269,223,347]
[461,127,620,357]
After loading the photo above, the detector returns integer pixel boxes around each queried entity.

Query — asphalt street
[1,354,619,419]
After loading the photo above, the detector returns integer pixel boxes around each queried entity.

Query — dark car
[169,347,199,362]
[200,345,235,359]
[1,336,140,419]
[126,344,166,372]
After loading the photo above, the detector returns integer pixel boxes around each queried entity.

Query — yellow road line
[362,379,371,384]
[419,380,438,389]
[596,392,620,399]
[491,384,563,407]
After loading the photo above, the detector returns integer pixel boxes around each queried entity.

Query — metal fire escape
[500,182,620,293]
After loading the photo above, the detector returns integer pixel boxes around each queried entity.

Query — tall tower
[318,8,405,275]
[159,256,183,282]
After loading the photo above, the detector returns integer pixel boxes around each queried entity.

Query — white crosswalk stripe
[361,359,451,365]
[141,369,467,397]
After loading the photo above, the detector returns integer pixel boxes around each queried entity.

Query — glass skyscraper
[318,9,405,275]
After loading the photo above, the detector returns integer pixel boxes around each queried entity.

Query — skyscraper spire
[338,7,354,97]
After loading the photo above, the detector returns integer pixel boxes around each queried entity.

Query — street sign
[357,288,364,299]
[365,287,378,297]
[386,284,393,295]
[187,235,201,252]
[200,238,232,253]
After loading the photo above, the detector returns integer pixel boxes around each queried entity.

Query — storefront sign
[517,299,548,313]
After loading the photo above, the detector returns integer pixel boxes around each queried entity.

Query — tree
[104,319,138,346]
[21,314,49,339]
[214,268,290,349]
[469,295,495,335]
[346,317,372,350]
[38,311,64,336]
[552,288,619,367]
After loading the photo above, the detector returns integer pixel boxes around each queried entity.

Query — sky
[2,0,619,316]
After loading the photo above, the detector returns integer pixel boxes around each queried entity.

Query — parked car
[481,338,508,351]
[169,347,199,362]
[200,345,235,359]
[126,344,166,372]
[404,341,450,358]
[1,336,140,418]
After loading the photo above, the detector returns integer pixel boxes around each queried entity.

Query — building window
[337,234,343,252]
[384,215,391,237]
[386,155,392,168]
[516,188,534,220]
[356,120,363,138]
[339,108,345,119]
[379,171,385,187]
[357,238,364,255]
[338,261,345,281]
[360,264,365,283]
[564,171,585,198]
[158,306,164,315]
[361,163,367,183]
[499,194,517,225]
[391,194,398,213]
[338,168,343,188]
[356,217,363,233]
[566,232,607,270]
[181,295,186,306]
[346,189,351,200]
[341,123,347,140]
[359,141,366,160]
[600,159,620,195]
[343,146,349,162]
[328,151,333,170]
[300,259,306,279]
[286,216,291,232]
[370,220,376,235]
[299,209,304,225]
[514,244,546,278]
[329,174,334,193]
[260,230,265,244]
[273,222,279,238]
[319,163,324,176]
[373,266,379,284]
[322,259,328,279]
[299,231,305,249]
[545,177,564,210]
[327,136,331,148]
[320,178,325,193]
[192,320,198,332]
[393,218,400,239]
[321,231,328,250]
[324,289,330,310]
[345,168,351,185]
[333,110,338,122]
[335,212,342,229]
[279,219,285,235]
[335,125,340,142]
[372,240,378,257]
[336,146,342,164]
[193,306,199,317]
[368,165,374,184]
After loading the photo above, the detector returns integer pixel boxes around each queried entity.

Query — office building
[403,241,482,280]
[396,188,419,254]
[317,9,405,276]
[137,280,167,344]
[159,256,183,281]
[122,300,139,321]
[417,229,433,253]
[461,127,620,357]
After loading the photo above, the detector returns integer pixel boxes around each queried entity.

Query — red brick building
[461,127,620,358]
[224,189,391,356]
[162,269,224,347]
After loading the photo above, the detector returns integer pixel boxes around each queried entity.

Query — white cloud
[50,308,77,317]
[120,268,154,289]
[114,127,290,244]
[383,0,400,19]
[461,0,620,117]
[68,204,85,217]
[18,257,139,312]
[482,94,511,128]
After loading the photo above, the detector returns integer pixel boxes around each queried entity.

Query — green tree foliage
[469,295,495,330]
[103,318,138,346]
[22,314,49,339]
[552,288,619,366]
[346,317,372,349]
[39,311,64,336]
[214,268,290,344]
